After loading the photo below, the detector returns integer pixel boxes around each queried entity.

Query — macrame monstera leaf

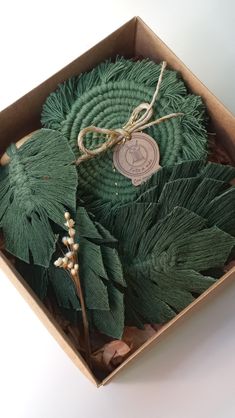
[16,206,125,339]
[0,129,77,267]
[41,57,208,205]
[98,160,235,327]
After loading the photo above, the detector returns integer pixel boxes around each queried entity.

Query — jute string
[76,61,184,165]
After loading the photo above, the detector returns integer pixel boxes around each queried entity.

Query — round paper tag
[113,132,161,186]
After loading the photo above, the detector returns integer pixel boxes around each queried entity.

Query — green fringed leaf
[158,177,201,218]
[49,265,81,310]
[155,285,195,312]
[138,206,206,258]
[16,260,49,300]
[76,205,124,286]
[124,274,176,324]
[202,187,235,235]
[0,129,77,267]
[135,160,204,205]
[76,206,102,241]
[76,206,117,245]
[169,160,205,181]
[78,239,109,309]
[91,283,124,339]
[184,178,227,215]
[76,206,125,335]
[94,221,117,245]
[2,207,57,267]
[13,200,126,338]
[97,160,235,328]
[200,162,235,183]
[135,161,235,236]
[100,245,126,287]
[56,205,126,336]
[173,226,235,271]
[106,202,159,258]
[137,165,172,202]
[151,269,216,294]
[136,160,233,209]
[120,207,231,324]
[147,177,227,223]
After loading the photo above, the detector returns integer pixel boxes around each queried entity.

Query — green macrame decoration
[93,160,235,327]
[16,206,125,339]
[41,57,208,206]
[0,129,77,267]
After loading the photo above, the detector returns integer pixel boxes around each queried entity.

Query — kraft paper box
[0,17,235,387]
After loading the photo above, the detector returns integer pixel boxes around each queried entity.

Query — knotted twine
[76,61,183,165]
[41,56,208,205]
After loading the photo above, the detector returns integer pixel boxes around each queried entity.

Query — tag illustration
[113,132,161,186]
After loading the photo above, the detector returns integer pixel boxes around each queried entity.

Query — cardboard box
[0,17,235,387]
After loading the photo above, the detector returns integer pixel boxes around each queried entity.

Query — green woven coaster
[41,57,208,205]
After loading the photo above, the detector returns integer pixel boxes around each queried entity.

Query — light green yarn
[41,57,208,205]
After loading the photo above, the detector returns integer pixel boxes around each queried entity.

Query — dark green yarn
[75,206,125,338]
[94,160,235,327]
[16,260,49,300]
[41,57,208,205]
[16,206,125,339]
[14,158,235,335]
[0,129,78,267]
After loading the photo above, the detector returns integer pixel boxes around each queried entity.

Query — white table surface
[0,1,235,417]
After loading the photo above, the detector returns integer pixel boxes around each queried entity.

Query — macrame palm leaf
[15,206,125,339]
[0,129,77,267]
[41,57,208,206]
[96,160,235,327]
[76,207,125,338]
[16,260,49,300]
[91,282,126,339]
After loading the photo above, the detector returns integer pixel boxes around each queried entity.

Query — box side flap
[0,252,100,387]
[0,18,137,153]
[135,17,235,160]
[101,267,235,386]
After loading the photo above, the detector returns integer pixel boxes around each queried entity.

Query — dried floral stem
[72,253,92,369]
[54,212,92,369]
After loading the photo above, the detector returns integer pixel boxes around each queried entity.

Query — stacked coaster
[41,57,208,206]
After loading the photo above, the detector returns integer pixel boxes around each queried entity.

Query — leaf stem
[72,251,92,369]
[55,213,92,369]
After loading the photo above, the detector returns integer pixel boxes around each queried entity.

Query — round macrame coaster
[41,57,208,205]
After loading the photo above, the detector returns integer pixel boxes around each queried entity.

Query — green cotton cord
[41,57,208,206]
[97,160,235,326]
[0,128,78,267]
[15,205,126,340]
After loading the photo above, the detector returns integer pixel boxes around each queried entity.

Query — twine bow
[76,61,184,165]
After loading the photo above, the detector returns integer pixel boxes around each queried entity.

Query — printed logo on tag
[113,132,161,186]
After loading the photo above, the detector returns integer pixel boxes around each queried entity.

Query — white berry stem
[54,212,92,369]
